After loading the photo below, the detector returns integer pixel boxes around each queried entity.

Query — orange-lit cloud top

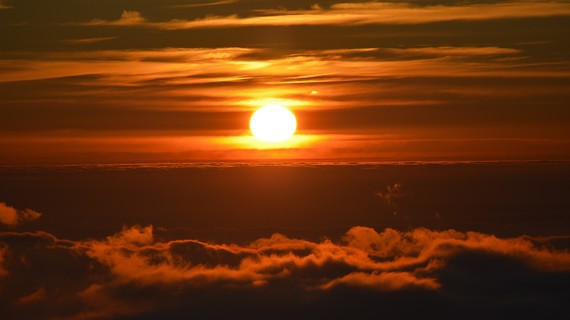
[0,225,569,318]
[0,202,42,227]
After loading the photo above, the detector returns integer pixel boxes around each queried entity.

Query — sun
[250,104,297,142]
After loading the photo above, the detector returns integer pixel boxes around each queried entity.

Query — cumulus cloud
[0,225,568,319]
[80,225,570,291]
[0,202,41,226]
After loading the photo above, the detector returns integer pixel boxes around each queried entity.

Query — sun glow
[250,104,297,142]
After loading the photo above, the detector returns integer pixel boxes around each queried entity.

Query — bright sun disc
[250,104,297,142]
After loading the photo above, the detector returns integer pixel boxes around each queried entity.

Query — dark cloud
[15,287,46,306]
[376,183,404,215]
[0,244,8,277]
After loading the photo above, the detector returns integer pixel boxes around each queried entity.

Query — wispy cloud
[382,46,522,57]
[0,202,41,226]
[15,287,46,306]
[85,10,146,27]
[376,183,403,215]
[171,0,237,8]
[74,2,570,29]
[63,37,116,45]
[0,45,556,90]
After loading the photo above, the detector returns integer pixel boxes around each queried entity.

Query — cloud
[63,37,116,45]
[376,183,403,215]
[382,46,521,57]
[0,0,12,10]
[0,202,41,226]
[0,225,568,318]
[74,2,570,29]
[86,10,146,27]
[0,244,8,277]
[16,287,46,305]
[297,46,521,59]
[171,0,237,8]
[320,271,441,290]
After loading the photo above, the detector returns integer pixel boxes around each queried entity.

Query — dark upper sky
[1,0,570,163]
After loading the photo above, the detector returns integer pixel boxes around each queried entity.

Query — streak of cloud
[63,37,116,45]
[74,2,570,29]
[172,0,237,8]
[15,287,46,306]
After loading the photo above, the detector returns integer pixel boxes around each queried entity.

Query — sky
[1,0,570,163]
[1,0,570,319]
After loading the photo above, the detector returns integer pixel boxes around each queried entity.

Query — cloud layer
[77,2,570,29]
[0,224,568,319]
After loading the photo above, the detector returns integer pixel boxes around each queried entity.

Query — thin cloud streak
[63,37,116,45]
[171,0,237,8]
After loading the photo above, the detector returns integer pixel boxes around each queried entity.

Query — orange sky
[1,0,570,163]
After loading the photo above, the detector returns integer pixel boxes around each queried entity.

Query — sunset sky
[1,0,570,163]
[1,1,570,319]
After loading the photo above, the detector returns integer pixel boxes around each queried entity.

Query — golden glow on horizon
[250,104,297,142]
[224,134,318,151]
